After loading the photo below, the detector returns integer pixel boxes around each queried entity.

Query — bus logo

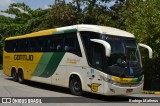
[88,83,101,92]
[14,55,33,61]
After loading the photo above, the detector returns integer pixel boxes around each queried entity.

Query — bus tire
[69,76,83,96]
[18,69,25,84]
[11,68,18,82]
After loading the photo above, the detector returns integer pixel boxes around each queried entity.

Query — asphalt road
[0,70,159,106]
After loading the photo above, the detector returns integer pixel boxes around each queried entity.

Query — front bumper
[103,82,143,95]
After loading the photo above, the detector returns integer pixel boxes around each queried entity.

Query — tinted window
[91,42,104,70]
[80,31,101,65]
[51,35,64,52]
[64,33,82,56]
[5,32,82,57]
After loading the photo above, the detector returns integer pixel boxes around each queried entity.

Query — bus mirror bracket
[90,39,111,57]
[138,43,153,59]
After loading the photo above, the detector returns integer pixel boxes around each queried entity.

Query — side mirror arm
[90,39,111,57]
[138,43,153,59]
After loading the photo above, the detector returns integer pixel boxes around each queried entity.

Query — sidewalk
[142,90,160,95]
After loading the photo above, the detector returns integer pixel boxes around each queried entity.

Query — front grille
[113,82,143,87]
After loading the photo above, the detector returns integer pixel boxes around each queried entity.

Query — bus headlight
[108,79,118,84]
[100,75,118,84]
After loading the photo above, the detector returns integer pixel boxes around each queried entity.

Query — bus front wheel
[69,76,83,96]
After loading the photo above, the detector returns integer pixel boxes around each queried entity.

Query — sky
[0,0,56,10]
[0,0,115,16]
[0,0,64,16]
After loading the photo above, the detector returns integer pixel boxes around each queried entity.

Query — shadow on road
[6,77,71,95]
[5,77,142,103]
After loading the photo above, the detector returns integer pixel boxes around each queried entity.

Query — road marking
[142,90,160,95]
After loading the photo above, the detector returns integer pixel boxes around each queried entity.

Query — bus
[3,24,153,96]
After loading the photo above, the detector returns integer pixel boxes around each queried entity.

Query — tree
[1,2,33,23]
[69,0,115,25]
[0,2,48,36]
[117,0,160,90]
[45,2,82,27]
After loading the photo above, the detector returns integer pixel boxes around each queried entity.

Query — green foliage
[0,2,49,64]
[45,3,81,27]
[0,2,48,36]
[118,0,160,81]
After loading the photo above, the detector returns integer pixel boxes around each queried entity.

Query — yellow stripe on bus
[5,28,56,40]
[112,76,133,83]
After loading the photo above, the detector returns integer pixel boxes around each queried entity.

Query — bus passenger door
[86,42,104,94]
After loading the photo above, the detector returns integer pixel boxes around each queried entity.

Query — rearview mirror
[90,39,111,57]
[138,43,153,59]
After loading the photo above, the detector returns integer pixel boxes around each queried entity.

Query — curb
[142,91,160,95]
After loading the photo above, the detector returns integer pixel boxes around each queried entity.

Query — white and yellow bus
[3,24,152,96]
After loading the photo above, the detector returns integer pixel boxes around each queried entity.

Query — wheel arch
[17,67,25,79]
[11,67,17,75]
[68,72,84,90]
[18,67,23,72]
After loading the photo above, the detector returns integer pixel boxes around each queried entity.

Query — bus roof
[77,25,135,38]
[5,24,135,40]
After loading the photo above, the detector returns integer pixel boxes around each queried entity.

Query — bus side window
[91,42,103,70]
[5,40,17,52]
[16,40,19,52]
[28,38,34,52]
[21,39,27,52]
[36,37,46,52]
[47,39,51,52]
[64,34,75,52]
[49,39,57,51]
[80,31,101,65]
[64,33,82,57]
[13,41,17,52]
[51,35,64,52]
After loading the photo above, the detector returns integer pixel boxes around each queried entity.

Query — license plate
[126,89,133,93]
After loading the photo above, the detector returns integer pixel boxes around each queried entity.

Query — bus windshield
[102,35,142,78]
